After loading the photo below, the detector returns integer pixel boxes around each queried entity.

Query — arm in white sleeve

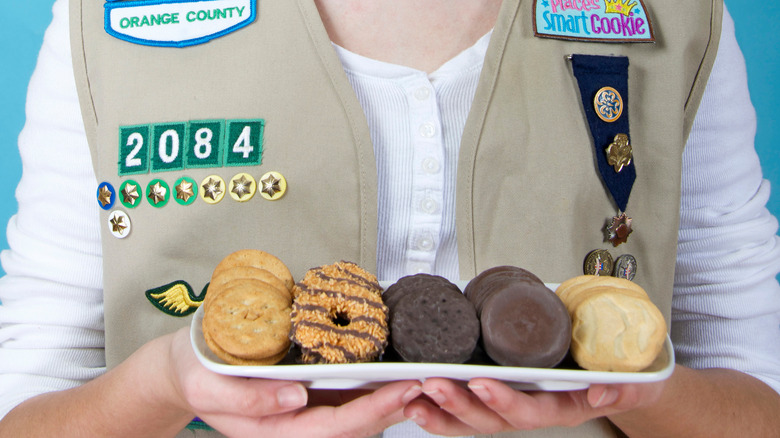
[0,0,105,419]
[673,6,780,394]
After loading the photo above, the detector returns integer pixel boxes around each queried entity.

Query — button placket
[403,76,444,275]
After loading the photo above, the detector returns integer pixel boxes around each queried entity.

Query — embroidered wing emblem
[146,280,206,317]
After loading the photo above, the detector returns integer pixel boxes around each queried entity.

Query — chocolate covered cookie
[385,274,479,363]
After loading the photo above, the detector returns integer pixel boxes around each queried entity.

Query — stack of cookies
[202,250,295,365]
[555,275,667,372]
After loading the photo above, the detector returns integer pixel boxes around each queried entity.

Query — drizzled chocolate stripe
[294,319,386,350]
[293,304,387,328]
[295,284,386,310]
[301,344,358,363]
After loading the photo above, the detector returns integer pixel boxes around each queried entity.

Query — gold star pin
[97,183,114,209]
[259,171,287,201]
[200,175,225,204]
[147,180,169,207]
[174,177,197,205]
[120,182,140,208]
[107,210,131,239]
[229,173,256,202]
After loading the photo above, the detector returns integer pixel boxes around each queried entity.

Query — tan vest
[71,0,722,436]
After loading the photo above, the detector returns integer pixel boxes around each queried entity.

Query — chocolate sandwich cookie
[387,275,479,363]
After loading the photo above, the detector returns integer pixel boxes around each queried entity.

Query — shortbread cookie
[556,275,666,372]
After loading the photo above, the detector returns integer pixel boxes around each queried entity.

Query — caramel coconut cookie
[556,275,667,372]
[289,261,389,364]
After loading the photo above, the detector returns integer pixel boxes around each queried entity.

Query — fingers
[321,380,422,437]
[407,378,509,435]
[181,373,308,419]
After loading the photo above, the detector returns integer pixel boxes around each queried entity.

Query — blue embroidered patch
[533,0,654,43]
[104,0,256,48]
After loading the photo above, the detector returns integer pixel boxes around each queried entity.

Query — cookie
[205,269,291,311]
[465,266,571,368]
[202,284,292,364]
[387,275,479,363]
[212,249,295,291]
[570,292,666,372]
[555,275,667,372]
[289,261,388,364]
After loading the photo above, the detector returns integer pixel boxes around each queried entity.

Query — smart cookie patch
[533,0,654,43]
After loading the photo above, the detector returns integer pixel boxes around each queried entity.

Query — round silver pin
[613,254,637,281]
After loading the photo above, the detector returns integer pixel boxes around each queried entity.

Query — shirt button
[416,235,435,252]
[420,197,439,214]
[421,157,440,174]
[414,87,431,101]
[418,123,436,138]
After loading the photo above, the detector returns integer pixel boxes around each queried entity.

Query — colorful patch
[104,0,256,48]
[118,119,264,177]
[146,280,206,316]
[533,0,654,43]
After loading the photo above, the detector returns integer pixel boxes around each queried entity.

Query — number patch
[118,119,264,176]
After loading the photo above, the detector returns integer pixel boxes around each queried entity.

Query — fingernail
[423,388,446,405]
[402,385,422,404]
[468,383,492,403]
[591,387,618,408]
[277,384,307,409]
[410,413,427,427]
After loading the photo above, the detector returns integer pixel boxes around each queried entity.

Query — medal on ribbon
[571,54,634,246]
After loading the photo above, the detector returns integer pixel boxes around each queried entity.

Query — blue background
[0,1,778,276]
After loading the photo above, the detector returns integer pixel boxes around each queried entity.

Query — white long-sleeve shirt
[1,1,779,433]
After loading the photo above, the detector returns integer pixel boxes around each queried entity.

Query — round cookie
[478,280,571,368]
[204,276,291,313]
[464,266,544,315]
[290,261,388,364]
[204,329,289,366]
[570,292,666,372]
[210,266,290,296]
[212,249,295,290]
[203,285,292,363]
[388,276,479,363]
[383,274,461,314]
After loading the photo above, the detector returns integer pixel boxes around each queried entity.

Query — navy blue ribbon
[571,54,635,212]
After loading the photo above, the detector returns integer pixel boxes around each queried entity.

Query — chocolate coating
[479,282,571,368]
[384,274,460,315]
[390,286,480,363]
[464,266,544,315]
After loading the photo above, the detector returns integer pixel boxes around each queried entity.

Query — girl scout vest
[71,0,722,436]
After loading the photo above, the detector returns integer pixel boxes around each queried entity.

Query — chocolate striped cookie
[289,261,389,364]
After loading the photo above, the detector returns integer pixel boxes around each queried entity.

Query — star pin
[259,171,287,201]
[200,175,225,204]
[606,212,633,246]
[229,173,256,202]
